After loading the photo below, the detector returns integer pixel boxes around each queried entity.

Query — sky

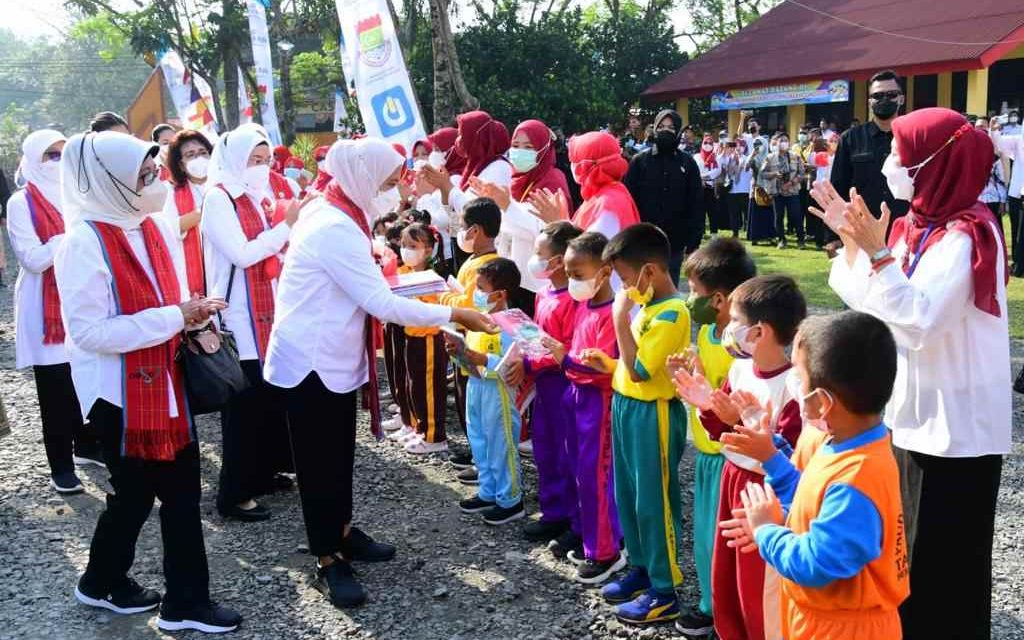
[5,0,697,52]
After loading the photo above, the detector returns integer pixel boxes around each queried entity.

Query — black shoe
[483,501,525,525]
[51,471,84,494]
[73,448,107,469]
[75,577,161,615]
[523,518,570,542]
[797,241,807,250]
[457,467,479,486]
[450,451,474,470]
[274,473,296,491]
[313,559,367,608]
[157,601,242,634]
[675,607,715,636]
[549,530,583,560]
[576,552,628,585]
[459,495,495,514]
[219,502,271,522]
[341,526,396,562]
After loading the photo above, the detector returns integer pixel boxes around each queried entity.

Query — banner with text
[238,67,254,125]
[711,80,850,111]
[245,0,282,145]
[335,0,427,150]
[158,50,218,138]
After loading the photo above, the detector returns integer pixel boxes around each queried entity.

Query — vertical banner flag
[333,88,348,132]
[245,0,283,145]
[158,50,218,138]
[335,0,427,150]
[238,67,254,124]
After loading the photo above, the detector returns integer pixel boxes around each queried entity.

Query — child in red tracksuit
[698,275,806,640]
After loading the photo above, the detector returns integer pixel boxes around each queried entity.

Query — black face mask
[871,99,899,120]
[748,125,759,134]
[655,129,678,152]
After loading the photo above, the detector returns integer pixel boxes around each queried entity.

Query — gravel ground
[0,241,1022,640]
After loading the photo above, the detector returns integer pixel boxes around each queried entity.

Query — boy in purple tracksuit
[513,222,584,544]
[546,231,625,584]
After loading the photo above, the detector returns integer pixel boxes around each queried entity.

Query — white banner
[335,0,427,150]
[157,50,218,138]
[245,0,282,145]
[238,67,254,124]
[333,88,348,132]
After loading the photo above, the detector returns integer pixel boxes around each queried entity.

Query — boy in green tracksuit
[582,223,690,625]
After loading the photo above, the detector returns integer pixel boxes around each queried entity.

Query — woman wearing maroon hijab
[428,127,466,177]
[474,119,572,294]
[815,108,1009,640]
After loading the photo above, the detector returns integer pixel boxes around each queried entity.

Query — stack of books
[386,270,448,297]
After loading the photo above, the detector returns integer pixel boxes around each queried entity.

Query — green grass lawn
[740,218,1024,340]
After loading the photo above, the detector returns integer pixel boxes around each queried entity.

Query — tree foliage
[680,0,779,53]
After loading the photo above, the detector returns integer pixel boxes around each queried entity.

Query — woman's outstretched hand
[842,188,891,258]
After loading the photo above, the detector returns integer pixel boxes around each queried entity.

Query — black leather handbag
[177,265,250,414]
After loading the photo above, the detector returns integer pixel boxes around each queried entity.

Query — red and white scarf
[88,218,192,461]
[324,181,384,439]
[173,183,206,296]
[25,183,65,344]
[219,185,279,361]
[269,171,295,200]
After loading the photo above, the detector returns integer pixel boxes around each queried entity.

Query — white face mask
[881,154,915,201]
[400,247,425,266]
[243,164,270,192]
[701,143,714,152]
[413,159,428,173]
[374,234,387,246]
[185,156,209,180]
[134,177,167,214]
[568,277,599,301]
[457,228,475,253]
[428,151,446,169]
[778,141,790,151]
[38,160,61,183]
[373,186,400,213]
[787,373,831,432]
[317,160,327,172]
[527,254,555,280]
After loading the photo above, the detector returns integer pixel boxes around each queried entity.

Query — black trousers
[727,193,748,237]
[80,400,209,609]
[896,448,1002,640]
[279,373,356,558]
[702,186,719,233]
[383,324,411,426]
[773,194,804,244]
[33,363,97,475]
[216,359,292,511]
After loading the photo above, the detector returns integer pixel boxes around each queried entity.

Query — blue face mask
[284,167,301,180]
[473,289,496,313]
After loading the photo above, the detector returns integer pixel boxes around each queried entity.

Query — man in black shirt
[623,109,704,284]
[828,70,910,248]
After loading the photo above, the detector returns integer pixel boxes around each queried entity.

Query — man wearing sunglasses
[825,69,911,252]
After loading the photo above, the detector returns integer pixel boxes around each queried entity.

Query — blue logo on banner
[371,86,415,137]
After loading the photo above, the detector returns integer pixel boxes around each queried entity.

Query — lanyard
[905,223,936,278]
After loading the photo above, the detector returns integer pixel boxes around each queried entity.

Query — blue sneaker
[614,588,680,625]
[600,566,650,603]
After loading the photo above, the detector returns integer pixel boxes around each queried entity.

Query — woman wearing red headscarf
[423,112,511,219]
[472,119,572,294]
[428,126,466,178]
[815,108,1009,640]
[412,136,454,264]
[310,145,332,193]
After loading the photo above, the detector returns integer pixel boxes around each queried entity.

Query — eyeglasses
[44,151,62,162]
[869,90,902,101]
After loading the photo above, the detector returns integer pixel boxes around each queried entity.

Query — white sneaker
[386,425,415,442]
[397,430,422,445]
[381,416,404,433]
[387,403,400,414]
[405,439,448,455]
[517,439,534,456]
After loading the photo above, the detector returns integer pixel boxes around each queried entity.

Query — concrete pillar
[905,75,915,112]
[937,72,953,108]
[854,79,868,123]
[675,98,690,126]
[787,103,806,141]
[966,68,989,116]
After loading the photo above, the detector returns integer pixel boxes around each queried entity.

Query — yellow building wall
[854,79,868,123]
[787,103,806,141]
[966,68,989,116]
[675,98,689,126]
[937,72,953,108]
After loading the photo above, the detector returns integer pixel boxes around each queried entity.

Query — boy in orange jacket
[719,311,909,640]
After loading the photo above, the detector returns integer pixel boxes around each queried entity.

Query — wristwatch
[870,247,892,264]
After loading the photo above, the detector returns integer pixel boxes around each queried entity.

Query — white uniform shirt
[264,199,452,393]
[999,135,1024,199]
[7,190,69,368]
[829,221,1011,457]
[414,190,452,260]
[159,181,206,239]
[200,185,291,361]
[54,214,188,421]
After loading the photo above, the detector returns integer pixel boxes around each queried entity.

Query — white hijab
[19,129,66,207]
[61,131,158,230]
[325,138,403,225]
[207,124,270,202]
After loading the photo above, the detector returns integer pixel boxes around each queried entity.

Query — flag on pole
[158,50,218,138]
[245,0,283,145]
